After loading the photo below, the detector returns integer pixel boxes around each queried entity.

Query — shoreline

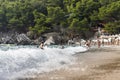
[17,46,120,80]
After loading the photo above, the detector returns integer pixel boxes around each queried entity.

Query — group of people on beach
[85,38,101,48]
[39,34,120,49]
[85,34,120,48]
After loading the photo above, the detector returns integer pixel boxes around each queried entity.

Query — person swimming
[39,41,44,49]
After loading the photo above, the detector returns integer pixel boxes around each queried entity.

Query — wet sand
[18,46,120,80]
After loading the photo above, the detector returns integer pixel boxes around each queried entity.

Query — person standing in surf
[85,40,91,48]
[97,39,101,48]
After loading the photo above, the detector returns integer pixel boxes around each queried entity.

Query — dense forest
[0,0,120,38]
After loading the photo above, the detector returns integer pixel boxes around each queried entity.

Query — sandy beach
[18,46,120,80]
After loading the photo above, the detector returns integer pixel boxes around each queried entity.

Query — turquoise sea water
[0,44,87,80]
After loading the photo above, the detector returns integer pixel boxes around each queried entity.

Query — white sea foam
[0,45,87,80]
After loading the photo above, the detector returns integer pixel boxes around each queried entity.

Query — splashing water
[0,44,87,80]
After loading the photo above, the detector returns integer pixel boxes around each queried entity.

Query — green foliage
[98,1,120,21]
[47,7,65,25]
[30,10,48,34]
[0,0,120,35]
[104,21,120,34]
